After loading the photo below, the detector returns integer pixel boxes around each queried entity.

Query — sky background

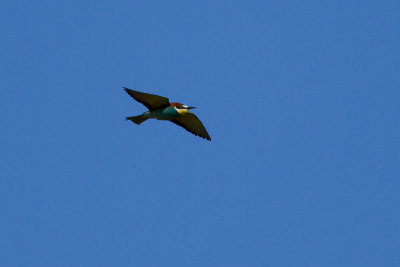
[1,0,399,266]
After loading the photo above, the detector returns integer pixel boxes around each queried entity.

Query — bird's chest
[150,107,179,120]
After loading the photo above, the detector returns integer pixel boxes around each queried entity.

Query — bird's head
[171,102,196,115]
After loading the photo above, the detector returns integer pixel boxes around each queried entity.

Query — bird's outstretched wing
[124,88,170,111]
[171,113,211,141]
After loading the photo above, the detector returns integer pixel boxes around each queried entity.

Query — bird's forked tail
[126,115,148,125]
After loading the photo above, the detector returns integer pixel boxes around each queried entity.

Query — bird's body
[146,106,180,120]
[124,88,211,140]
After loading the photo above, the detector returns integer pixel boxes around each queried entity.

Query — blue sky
[1,0,399,266]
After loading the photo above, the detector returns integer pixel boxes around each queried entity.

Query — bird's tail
[126,115,149,125]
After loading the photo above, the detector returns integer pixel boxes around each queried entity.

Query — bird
[123,87,211,141]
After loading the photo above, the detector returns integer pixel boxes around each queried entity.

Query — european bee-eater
[124,88,211,141]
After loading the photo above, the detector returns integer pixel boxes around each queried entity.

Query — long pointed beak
[188,107,196,110]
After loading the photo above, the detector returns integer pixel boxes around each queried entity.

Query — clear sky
[1,0,399,266]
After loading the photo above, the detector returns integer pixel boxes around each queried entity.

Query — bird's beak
[188,107,196,110]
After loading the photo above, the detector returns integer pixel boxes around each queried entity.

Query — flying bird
[124,88,211,141]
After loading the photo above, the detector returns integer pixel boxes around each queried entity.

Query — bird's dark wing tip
[197,134,211,141]
[203,134,211,141]
[171,119,212,141]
